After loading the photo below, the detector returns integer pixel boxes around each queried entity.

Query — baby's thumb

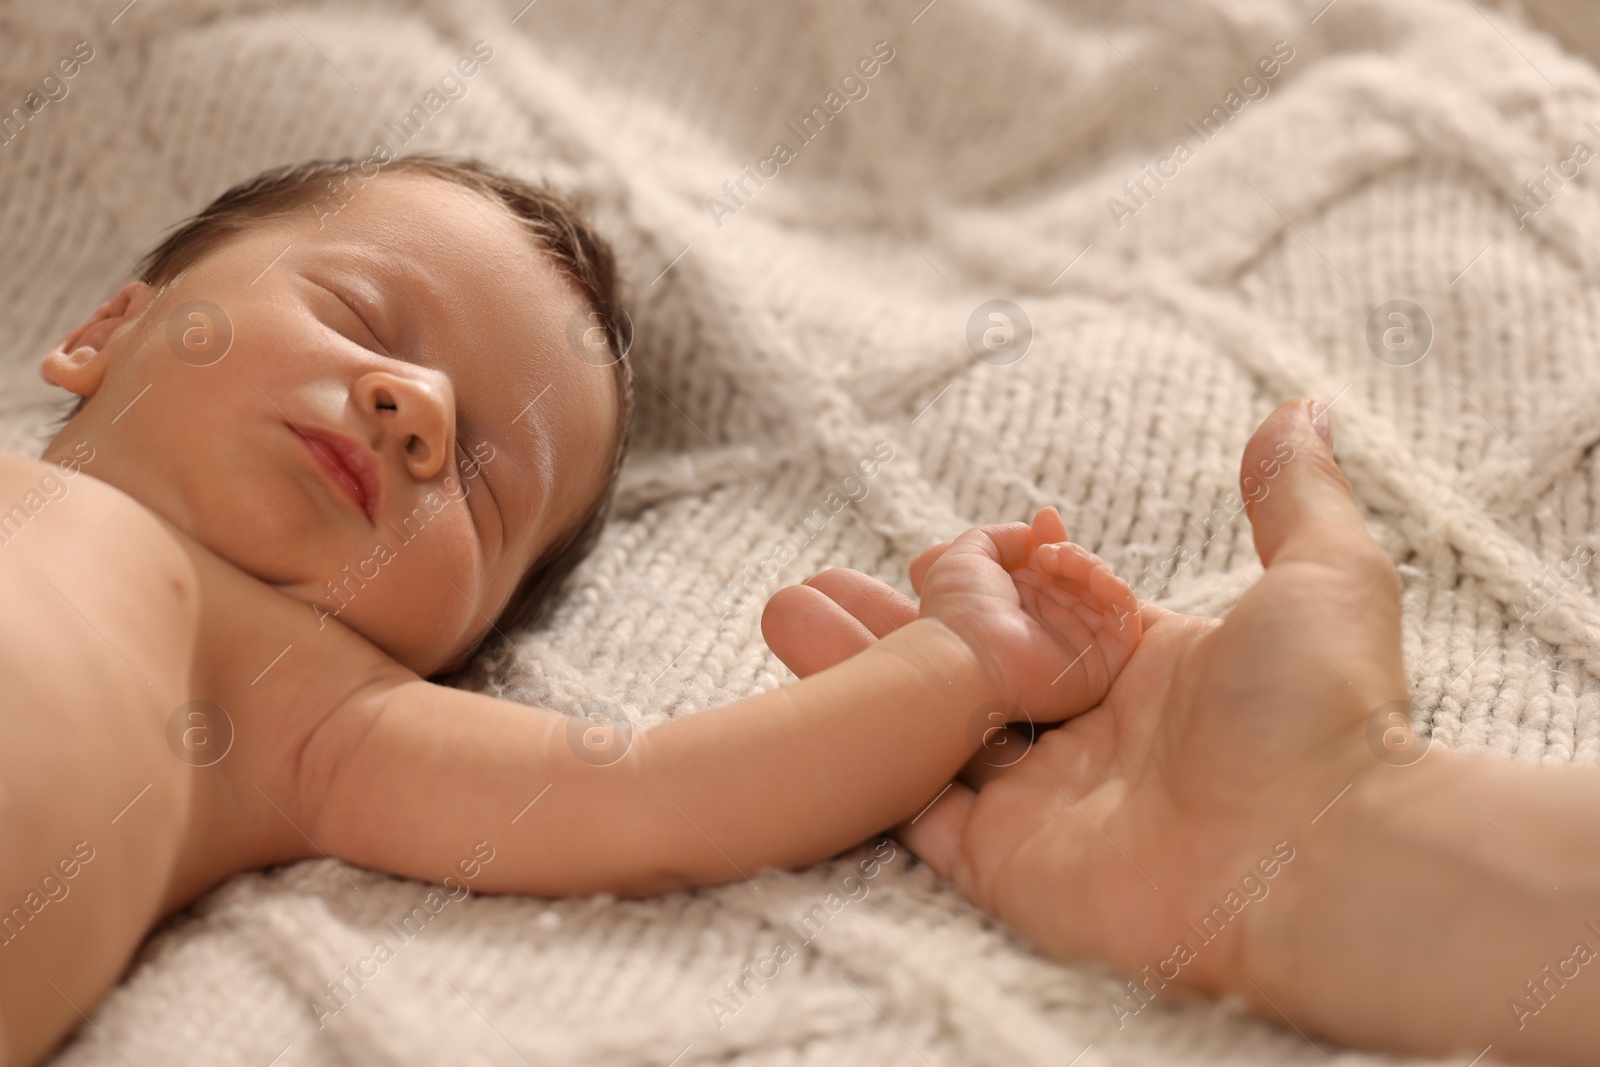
[1241,398,1379,571]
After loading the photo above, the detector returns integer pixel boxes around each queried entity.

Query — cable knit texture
[3,0,1598,1064]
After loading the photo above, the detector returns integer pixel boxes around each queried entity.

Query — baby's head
[39,156,633,677]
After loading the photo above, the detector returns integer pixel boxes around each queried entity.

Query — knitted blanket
[4,1,1598,1064]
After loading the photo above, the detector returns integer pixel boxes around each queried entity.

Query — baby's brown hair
[60,154,634,673]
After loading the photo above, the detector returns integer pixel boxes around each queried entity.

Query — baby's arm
[305,508,1139,897]
[311,616,988,896]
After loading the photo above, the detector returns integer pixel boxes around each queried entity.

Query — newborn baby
[0,155,1143,1064]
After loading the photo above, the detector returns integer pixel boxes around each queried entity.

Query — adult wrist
[1235,745,1600,1063]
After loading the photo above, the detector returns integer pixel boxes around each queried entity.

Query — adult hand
[762,397,1406,1002]
[766,398,1600,1065]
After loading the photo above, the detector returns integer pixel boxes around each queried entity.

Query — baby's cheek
[360,504,485,663]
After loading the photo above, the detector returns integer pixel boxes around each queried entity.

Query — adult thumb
[1241,398,1383,571]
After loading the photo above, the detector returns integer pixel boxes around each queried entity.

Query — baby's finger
[909,541,952,595]
[761,583,877,677]
[1088,567,1141,637]
[801,568,918,637]
[1035,540,1098,582]
[947,521,1037,573]
[1031,506,1069,546]
[1035,543,1143,641]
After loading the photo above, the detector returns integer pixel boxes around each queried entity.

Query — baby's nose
[353,370,455,482]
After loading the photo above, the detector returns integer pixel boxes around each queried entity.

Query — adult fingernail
[1306,398,1333,447]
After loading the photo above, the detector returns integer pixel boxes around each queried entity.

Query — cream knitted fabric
[3,0,1598,1064]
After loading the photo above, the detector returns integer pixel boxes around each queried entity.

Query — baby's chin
[151,466,494,672]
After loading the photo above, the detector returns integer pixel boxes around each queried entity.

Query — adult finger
[893,778,979,899]
[909,541,951,595]
[1239,398,1406,701]
[1242,398,1386,572]
[760,584,877,678]
[800,568,918,637]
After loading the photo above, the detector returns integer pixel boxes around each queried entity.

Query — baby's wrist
[876,616,1006,712]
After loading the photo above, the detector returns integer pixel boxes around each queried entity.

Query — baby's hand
[913,506,1140,722]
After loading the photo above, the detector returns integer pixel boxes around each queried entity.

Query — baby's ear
[40,280,154,394]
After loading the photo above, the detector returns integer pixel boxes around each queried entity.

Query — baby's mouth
[289,424,381,524]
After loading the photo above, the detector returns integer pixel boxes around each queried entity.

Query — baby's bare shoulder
[0,446,397,791]
[0,444,404,887]
[1,446,392,676]
[0,448,198,688]
[0,447,177,548]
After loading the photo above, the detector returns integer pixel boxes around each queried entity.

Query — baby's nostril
[406,434,424,457]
